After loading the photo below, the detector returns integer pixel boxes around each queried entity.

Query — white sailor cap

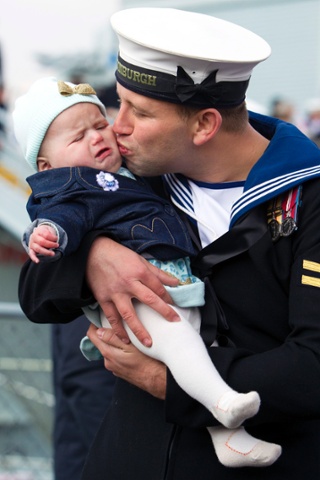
[110,8,271,108]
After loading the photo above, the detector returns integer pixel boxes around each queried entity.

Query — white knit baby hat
[12,77,106,171]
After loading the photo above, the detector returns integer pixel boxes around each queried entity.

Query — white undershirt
[188,180,244,248]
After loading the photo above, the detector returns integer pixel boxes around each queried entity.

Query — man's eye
[134,109,147,118]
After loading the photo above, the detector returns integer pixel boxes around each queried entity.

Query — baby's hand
[28,224,59,263]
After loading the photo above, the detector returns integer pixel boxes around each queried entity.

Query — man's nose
[113,108,132,135]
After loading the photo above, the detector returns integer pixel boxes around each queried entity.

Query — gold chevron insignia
[303,260,320,273]
[302,260,320,287]
[301,275,320,288]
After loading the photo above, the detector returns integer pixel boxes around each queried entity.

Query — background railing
[0,302,53,480]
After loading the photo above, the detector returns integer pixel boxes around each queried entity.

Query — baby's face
[38,103,122,172]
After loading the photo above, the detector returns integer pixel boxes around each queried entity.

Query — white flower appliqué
[96,171,119,192]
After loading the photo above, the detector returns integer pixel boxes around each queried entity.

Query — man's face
[113,84,196,177]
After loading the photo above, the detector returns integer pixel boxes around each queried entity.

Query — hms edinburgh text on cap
[117,60,157,87]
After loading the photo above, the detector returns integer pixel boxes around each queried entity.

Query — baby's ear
[37,157,52,171]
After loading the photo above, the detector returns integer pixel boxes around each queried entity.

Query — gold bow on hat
[58,80,97,96]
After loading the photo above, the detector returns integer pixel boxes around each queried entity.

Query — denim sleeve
[22,218,68,261]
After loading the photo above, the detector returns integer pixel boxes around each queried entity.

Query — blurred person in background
[0,84,8,149]
[0,45,6,143]
[96,82,119,122]
[304,97,320,147]
[270,96,307,134]
[0,84,7,130]
[51,317,115,480]
[270,97,296,123]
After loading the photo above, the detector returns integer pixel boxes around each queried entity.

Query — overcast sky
[1,0,121,107]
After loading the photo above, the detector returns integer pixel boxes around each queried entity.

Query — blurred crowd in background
[269,95,320,146]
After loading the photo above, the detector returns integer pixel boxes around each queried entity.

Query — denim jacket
[24,166,195,260]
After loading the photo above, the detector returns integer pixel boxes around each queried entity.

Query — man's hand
[86,237,180,347]
[87,324,167,399]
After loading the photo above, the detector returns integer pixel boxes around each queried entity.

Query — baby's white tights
[100,301,282,468]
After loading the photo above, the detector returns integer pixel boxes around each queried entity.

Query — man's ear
[192,108,222,146]
[37,157,52,172]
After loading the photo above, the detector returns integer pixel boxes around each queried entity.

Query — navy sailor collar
[164,112,320,227]
[231,112,320,225]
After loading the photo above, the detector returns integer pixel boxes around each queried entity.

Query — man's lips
[117,143,129,156]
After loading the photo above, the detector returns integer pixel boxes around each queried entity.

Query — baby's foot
[212,391,260,429]
[210,426,282,468]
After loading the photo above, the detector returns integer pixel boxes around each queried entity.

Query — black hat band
[116,55,250,108]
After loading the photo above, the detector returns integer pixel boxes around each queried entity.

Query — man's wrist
[147,362,167,400]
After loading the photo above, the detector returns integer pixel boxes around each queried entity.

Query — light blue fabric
[80,336,103,361]
[149,256,205,308]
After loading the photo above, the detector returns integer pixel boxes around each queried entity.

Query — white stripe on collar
[231,165,320,223]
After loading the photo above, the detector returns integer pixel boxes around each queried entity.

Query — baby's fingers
[30,234,59,250]
[29,248,40,264]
